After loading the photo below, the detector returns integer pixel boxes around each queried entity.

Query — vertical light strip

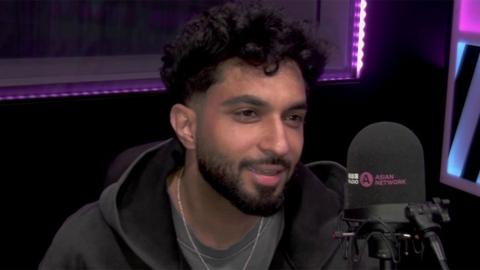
[351,1,360,74]
[321,0,368,82]
[356,0,367,77]
[448,56,480,177]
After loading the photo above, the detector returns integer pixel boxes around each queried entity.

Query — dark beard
[196,148,290,217]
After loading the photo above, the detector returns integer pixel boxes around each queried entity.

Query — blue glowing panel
[447,44,480,183]
[456,42,466,76]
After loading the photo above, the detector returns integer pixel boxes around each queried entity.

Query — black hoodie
[40,138,372,269]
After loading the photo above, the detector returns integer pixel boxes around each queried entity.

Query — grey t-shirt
[171,205,284,270]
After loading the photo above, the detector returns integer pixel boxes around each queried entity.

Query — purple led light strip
[0,79,166,101]
[353,0,367,78]
[356,0,367,77]
[0,88,163,101]
[320,0,367,81]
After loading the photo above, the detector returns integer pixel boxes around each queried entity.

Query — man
[41,2,369,269]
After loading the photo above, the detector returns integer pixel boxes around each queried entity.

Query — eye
[284,112,305,128]
[233,109,259,123]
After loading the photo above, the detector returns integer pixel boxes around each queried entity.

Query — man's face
[194,59,307,216]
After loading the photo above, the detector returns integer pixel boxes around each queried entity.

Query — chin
[233,184,286,217]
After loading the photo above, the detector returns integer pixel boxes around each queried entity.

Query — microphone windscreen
[345,122,426,210]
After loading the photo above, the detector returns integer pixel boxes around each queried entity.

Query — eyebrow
[289,102,308,111]
[221,94,307,111]
[221,95,267,107]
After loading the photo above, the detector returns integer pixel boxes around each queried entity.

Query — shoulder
[39,202,118,268]
[56,202,108,239]
[304,160,346,206]
[291,161,346,211]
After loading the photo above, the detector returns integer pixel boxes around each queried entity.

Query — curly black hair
[160,1,328,104]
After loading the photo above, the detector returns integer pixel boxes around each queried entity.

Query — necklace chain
[175,168,264,270]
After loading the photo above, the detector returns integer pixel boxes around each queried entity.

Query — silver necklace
[176,168,264,270]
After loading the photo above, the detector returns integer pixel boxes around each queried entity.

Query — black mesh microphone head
[345,122,426,212]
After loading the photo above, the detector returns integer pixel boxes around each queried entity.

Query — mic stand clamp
[406,198,450,270]
[337,198,451,270]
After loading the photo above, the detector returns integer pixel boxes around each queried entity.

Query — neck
[168,160,260,250]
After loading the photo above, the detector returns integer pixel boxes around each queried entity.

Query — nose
[259,117,290,157]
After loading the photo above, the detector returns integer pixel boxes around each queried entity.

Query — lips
[248,164,287,187]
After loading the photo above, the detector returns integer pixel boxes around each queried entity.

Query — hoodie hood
[99,138,189,269]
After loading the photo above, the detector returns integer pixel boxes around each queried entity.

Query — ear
[170,103,197,150]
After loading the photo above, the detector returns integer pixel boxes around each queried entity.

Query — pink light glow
[459,0,480,33]
[356,0,367,77]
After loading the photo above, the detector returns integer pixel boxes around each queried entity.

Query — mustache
[239,155,292,171]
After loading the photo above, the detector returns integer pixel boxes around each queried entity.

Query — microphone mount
[336,198,450,270]
[406,198,450,270]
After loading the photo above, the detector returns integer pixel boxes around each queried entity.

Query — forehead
[202,59,307,107]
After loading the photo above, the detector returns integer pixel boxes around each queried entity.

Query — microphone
[345,121,425,222]
[338,122,450,270]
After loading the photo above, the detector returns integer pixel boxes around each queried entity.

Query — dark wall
[1,0,478,269]
[0,93,174,268]
[0,0,223,57]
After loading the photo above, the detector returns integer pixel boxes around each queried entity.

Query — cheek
[294,137,304,156]
[199,115,256,153]
[218,125,260,156]
[287,128,304,157]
